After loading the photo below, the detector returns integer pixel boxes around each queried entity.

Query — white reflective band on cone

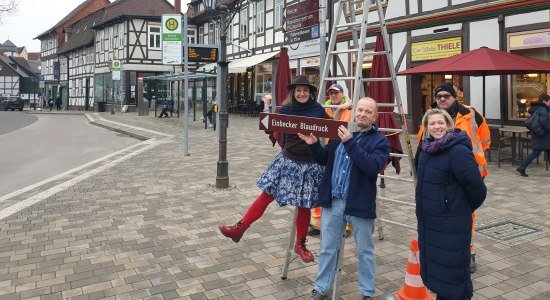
[405,273,425,288]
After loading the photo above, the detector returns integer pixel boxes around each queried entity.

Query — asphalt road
[0,112,140,197]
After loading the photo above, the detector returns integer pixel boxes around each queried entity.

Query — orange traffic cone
[396,239,433,300]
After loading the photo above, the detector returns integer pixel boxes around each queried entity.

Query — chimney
[175,0,181,13]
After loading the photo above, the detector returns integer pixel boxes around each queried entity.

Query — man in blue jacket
[299,97,390,300]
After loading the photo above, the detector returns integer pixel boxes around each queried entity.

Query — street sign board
[112,60,121,80]
[162,14,183,65]
[283,0,319,20]
[284,25,319,44]
[188,45,218,63]
[283,11,319,32]
[259,113,348,139]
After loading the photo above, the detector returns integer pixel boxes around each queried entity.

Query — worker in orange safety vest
[417,83,491,273]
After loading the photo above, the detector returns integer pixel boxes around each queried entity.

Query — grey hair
[421,108,455,140]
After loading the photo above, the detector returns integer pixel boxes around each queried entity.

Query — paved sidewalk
[0,111,549,299]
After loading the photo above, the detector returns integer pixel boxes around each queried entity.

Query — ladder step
[378,128,402,133]
[377,197,415,207]
[379,175,414,183]
[377,103,398,108]
[336,21,361,29]
[379,218,416,229]
[329,49,387,55]
[361,77,393,82]
[389,153,409,158]
[372,50,388,56]
[325,77,355,81]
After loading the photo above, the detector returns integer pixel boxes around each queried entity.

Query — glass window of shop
[94,73,124,104]
[508,29,550,120]
[255,62,272,104]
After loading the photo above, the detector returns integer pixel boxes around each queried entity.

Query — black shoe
[309,289,327,300]
[516,168,528,177]
[470,253,477,273]
[345,229,352,238]
[362,296,371,300]
[307,228,320,236]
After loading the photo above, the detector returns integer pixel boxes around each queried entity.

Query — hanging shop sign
[509,30,550,50]
[112,60,121,80]
[411,37,462,62]
[162,14,183,65]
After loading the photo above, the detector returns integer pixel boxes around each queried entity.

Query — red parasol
[270,47,292,147]
[371,34,403,174]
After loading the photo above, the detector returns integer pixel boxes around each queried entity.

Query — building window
[257,0,265,34]
[199,27,204,44]
[239,7,248,40]
[275,0,283,30]
[148,25,161,50]
[188,28,197,44]
[508,29,550,120]
[208,22,218,44]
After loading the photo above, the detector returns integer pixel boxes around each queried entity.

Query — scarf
[421,131,456,154]
[278,98,325,118]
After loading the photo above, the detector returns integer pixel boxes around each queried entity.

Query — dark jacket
[528,103,550,150]
[307,126,390,219]
[415,130,487,299]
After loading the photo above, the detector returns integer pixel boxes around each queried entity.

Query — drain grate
[477,217,548,245]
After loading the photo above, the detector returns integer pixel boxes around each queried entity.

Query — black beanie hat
[434,83,457,98]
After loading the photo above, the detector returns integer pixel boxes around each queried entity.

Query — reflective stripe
[481,137,491,144]
[469,109,482,152]
[408,250,420,264]
[472,148,484,153]
[479,165,488,172]
[405,273,425,288]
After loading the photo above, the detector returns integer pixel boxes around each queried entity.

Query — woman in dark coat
[517,94,550,177]
[415,108,487,300]
[218,76,328,263]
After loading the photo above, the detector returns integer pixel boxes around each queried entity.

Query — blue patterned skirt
[257,152,324,208]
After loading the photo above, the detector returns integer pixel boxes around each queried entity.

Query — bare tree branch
[0,0,19,23]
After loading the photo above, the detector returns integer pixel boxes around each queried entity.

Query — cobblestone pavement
[1,111,549,300]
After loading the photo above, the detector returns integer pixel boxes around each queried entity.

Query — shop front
[407,36,464,131]
[507,29,550,120]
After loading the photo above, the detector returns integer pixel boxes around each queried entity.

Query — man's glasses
[435,93,452,100]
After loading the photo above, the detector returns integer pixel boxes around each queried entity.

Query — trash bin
[97,102,106,112]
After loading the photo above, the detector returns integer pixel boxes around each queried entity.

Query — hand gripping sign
[259,112,348,139]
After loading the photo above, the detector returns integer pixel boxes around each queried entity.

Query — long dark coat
[415,130,487,299]
[528,103,550,150]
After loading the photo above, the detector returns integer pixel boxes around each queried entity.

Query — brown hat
[287,75,318,93]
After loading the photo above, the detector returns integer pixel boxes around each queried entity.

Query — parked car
[0,96,24,111]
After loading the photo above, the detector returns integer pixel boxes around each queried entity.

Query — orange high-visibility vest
[418,105,491,177]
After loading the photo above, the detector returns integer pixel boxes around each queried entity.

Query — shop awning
[198,51,280,73]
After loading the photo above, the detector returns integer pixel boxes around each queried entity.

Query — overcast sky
[0,0,189,53]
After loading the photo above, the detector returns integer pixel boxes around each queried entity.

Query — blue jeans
[519,149,549,170]
[313,198,376,296]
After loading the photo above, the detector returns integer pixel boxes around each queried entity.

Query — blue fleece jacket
[307,126,390,219]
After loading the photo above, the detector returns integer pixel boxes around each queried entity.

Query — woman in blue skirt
[219,76,328,262]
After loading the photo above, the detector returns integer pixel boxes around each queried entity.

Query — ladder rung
[362,77,393,82]
[378,128,402,133]
[336,21,361,29]
[372,50,387,56]
[377,197,415,207]
[379,218,416,229]
[389,153,409,158]
[325,77,355,81]
[330,49,359,55]
[379,175,414,183]
[377,103,398,107]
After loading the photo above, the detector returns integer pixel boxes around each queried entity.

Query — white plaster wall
[469,18,500,119]
[505,10,550,28]
[392,32,409,114]
[452,0,475,5]
[385,0,406,20]
[411,23,462,37]
[409,0,419,14]
[421,0,446,12]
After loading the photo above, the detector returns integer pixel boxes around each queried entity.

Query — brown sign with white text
[259,113,348,139]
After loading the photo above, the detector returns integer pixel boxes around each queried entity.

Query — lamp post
[202,0,242,189]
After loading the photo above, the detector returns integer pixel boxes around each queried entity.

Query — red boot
[219,221,248,243]
[294,238,314,263]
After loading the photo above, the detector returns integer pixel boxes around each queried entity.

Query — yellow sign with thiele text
[411,37,462,62]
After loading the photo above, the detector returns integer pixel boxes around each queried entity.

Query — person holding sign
[299,98,390,299]
[218,76,329,263]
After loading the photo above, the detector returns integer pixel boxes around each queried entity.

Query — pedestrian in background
[415,108,487,300]
[218,76,328,263]
[262,94,272,112]
[300,97,390,300]
[55,96,62,111]
[417,82,490,272]
[517,94,550,176]
[48,98,54,111]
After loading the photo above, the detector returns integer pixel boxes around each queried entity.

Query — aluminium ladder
[317,0,417,298]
